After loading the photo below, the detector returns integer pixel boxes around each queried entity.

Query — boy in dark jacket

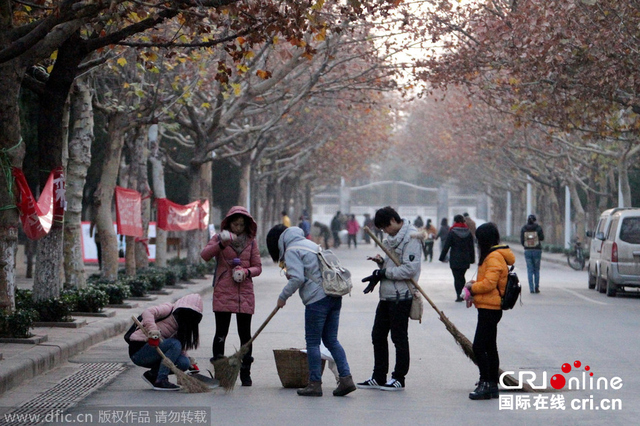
[520,214,544,293]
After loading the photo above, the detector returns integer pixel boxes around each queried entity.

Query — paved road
[1,243,638,426]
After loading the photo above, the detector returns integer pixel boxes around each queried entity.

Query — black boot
[488,382,499,398]
[469,381,493,400]
[240,357,254,387]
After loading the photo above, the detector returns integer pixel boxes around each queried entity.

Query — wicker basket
[273,348,326,388]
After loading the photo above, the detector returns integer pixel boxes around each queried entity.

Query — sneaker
[152,379,182,391]
[380,379,404,391]
[356,378,381,390]
[535,289,540,293]
[142,370,157,388]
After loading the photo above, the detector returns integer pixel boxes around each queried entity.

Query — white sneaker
[380,379,404,391]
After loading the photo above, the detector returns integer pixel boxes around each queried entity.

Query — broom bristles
[213,346,249,391]
[160,354,211,393]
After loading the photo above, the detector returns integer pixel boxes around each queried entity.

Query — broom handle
[364,227,445,317]
[243,306,281,348]
[132,315,179,366]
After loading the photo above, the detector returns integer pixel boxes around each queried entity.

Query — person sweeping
[266,225,356,398]
[128,293,203,391]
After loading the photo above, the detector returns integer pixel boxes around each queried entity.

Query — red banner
[156,198,209,231]
[115,186,143,237]
[12,167,65,240]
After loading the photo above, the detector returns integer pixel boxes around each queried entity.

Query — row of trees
[395,0,640,242]
[0,1,405,311]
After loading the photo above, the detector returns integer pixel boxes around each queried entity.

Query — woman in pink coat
[201,206,262,386]
[346,214,360,249]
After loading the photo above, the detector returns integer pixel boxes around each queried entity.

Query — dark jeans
[472,308,502,383]
[347,234,357,248]
[524,249,542,292]
[451,267,468,299]
[371,299,411,385]
[423,241,434,262]
[332,231,341,248]
[305,296,351,382]
[130,338,190,381]
[213,312,253,365]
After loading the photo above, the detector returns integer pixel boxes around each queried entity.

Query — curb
[0,282,212,396]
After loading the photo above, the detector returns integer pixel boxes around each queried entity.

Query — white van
[586,208,636,291]
[597,209,640,296]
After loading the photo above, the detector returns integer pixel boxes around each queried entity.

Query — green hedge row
[1,259,216,338]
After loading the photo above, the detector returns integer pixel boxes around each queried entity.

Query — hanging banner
[157,198,209,231]
[12,167,65,240]
[115,186,143,237]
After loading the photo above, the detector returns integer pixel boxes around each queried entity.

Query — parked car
[591,209,640,297]
[587,208,627,290]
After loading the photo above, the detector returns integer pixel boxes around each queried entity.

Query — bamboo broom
[363,226,533,392]
[213,306,281,391]
[131,316,210,393]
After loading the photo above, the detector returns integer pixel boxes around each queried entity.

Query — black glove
[362,269,386,294]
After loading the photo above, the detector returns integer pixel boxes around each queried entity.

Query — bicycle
[567,237,585,271]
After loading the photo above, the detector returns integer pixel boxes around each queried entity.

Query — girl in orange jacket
[463,222,515,400]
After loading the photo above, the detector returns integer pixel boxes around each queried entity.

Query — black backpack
[498,265,521,310]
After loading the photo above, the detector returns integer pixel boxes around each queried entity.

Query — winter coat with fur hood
[200,206,262,314]
[471,246,515,310]
[378,220,422,301]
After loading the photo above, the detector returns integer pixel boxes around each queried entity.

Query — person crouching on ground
[201,206,262,386]
[129,293,203,391]
[358,206,422,391]
[266,225,356,397]
[462,223,515,400]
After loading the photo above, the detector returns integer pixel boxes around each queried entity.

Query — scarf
[230,233,249,255]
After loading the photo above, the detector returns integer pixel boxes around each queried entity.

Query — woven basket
[273,348,326,388]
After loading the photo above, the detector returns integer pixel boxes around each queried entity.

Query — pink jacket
[347,219,360,235]
[200,206,262,314]
[129,293,203,345]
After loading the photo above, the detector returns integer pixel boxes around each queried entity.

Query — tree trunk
[33,32,85,301]
[569,181,586,241]
[237,154,251,208]
[0,60,26,312]
[187,161,212,265]
[134,131,150,269]
[96,112,129,281]
[63,78,93,288]
[618,155,631,208]
[149,130,167,268]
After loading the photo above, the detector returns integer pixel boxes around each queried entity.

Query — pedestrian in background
[463,212,477,241]
[346,214,360,249]
[462,222,514,400]
[298,215,311,238]
[436,218,450,261]
[281,210,291,227]
[423,218,437,262]
[331,211,342,248]
[439,214,475,302]
[520,214,544,293]
[313,221,331,249]
[267,225,356,397]
[413,215,424,229]
[201,206,262,386]
[358,206,422,391]
[363,213,375,244]
[128,293,203,391]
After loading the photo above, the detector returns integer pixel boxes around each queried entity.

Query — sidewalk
[0,244,213,396]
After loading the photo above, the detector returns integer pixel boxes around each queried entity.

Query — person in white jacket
[358,206,422,392]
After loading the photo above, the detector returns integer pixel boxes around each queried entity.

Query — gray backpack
[288,244,352,296]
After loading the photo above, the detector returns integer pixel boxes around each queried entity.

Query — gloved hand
[362,269,386,294]
[219,230,236,246]
[232,266,247,283]
[148,330,161,347]
[461,286,472,301]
